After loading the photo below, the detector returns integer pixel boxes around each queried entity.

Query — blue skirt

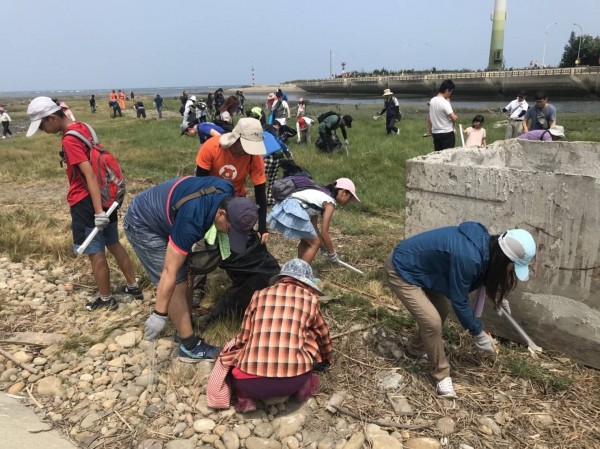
[268,198,317,239]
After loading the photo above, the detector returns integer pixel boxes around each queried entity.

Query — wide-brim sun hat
[548,126,565,139]
[26,96,61,137]
[335,177,360,203]
[219,117,266,155]
[383,88,394,96]
[498,229,536,281]
[270,258,323,294]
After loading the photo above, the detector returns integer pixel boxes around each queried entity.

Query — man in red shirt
[26,96,142,311]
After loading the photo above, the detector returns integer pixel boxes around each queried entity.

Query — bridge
[297,66,600,99]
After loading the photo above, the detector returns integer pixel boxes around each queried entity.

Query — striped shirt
[218,278,332,378]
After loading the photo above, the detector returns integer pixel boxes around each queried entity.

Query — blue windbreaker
[391,221,490,335]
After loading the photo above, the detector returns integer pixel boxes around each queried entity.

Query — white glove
[474,331,497,353]
[326,252,340,263]
[94,212,110,230]
[344,140,349,145]
[145,312,168,341]
[373,115,379,120]
[496,298,511,316]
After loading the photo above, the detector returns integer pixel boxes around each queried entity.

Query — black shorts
[70,196,118,248]
[432,131,456,151]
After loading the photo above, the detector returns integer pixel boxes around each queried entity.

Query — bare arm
[154,242,187,314]
[317,204,336,254]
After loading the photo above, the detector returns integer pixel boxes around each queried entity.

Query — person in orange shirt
[109,90,118,102]
[118,90,126,110]
[195,117,269,245]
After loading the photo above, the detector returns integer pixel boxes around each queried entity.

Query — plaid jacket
[218,278,332,378]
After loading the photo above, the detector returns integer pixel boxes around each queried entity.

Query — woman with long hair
[385,222,536,399]
[218,96,239,123]
[268,178,360,264]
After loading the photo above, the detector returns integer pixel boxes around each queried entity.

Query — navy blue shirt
[392,222,490,335]
[125,176,234,254]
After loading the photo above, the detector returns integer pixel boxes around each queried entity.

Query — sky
[2,0,599,92]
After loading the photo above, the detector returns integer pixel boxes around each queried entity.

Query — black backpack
[317,111,339,123]
[271,175,331,204]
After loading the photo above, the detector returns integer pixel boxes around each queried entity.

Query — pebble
[404,437,442,449]
[477,416,502,436]
[193,418,216,433]
[436,417,456,435]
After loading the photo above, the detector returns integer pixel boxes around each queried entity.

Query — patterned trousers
[264,155,281,205]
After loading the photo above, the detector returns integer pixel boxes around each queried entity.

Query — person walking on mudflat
[375,89,401,135]
[429,79,457,151]
[0,107,13,138]
[26,96,143,311]
[385,222,536,399]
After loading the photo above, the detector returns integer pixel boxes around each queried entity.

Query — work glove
[344,140,349,145]
[496,298,511,316]
[94,212,110,230]
[501,108,507,113]
[326,252,340,263]
[474,331,497,354]
[373,115,380,120]
[144,311,168,341]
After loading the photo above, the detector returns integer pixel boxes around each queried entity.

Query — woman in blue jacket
[385,222,536,399]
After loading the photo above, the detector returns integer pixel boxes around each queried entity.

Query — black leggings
[2,122,12,137]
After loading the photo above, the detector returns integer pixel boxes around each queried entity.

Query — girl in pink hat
[268,177,360,264]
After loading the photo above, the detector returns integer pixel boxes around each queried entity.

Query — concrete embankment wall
[299,70,600,99]
[404,141,600,368]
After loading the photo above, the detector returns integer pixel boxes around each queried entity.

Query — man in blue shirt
[522,91,557,132]
[123,176,258,362]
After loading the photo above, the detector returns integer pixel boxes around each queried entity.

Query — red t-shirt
[62,122,93,206]
[195,135,266,196]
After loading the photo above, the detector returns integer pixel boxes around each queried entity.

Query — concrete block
[404,140,600,368]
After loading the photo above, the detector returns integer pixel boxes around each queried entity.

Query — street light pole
[573,23,583,64]
[542,22,558,68]
[401,43,412,75]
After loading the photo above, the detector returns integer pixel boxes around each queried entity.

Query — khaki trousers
[505,120,524,139]
[385,256,450,381]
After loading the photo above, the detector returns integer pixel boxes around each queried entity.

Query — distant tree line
[560,32,600,67]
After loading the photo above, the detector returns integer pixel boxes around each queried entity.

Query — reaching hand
[344,140,349,145]
[474,331,497,353]
[144,312,168,341]
[94,212,110,230]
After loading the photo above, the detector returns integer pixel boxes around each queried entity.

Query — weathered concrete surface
[404,139,600,368]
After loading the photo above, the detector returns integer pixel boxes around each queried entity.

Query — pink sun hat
[335,178,360,203]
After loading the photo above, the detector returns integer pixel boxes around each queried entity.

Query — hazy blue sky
[3,0,599,91]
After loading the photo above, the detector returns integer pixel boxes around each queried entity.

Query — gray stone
[272,411,307,439]
[173,422,187,435]
[194,395,212,415]
[253,422,274,438]
[281,436,300,449]
[477,416,501,436]
[233,424,251,439]
[245,437,282,449]
[316,437,335,449]
[193,418,216,433]
[371,435,402,449]
[36,376,64,396]
[221,430,240,449]
[389,397,414,416]
[115,331,142,348]
[436,417,456,435]
[73,431,98,447]
[377,372,403,390]
[165,440,195,449]
[404,437,442,449]
[144,402,166,418]
[137,439,163,449]
[80,411,102,430]
[49,363,69,374]
[342,432,366,449]
[121,385,145,398]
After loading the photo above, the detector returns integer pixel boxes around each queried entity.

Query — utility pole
[329,50,332,78]
[487,0,507,71]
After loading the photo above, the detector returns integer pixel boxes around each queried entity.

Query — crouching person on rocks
[122,176,258,363]
[385,221,536,399]
[207,259,332,412]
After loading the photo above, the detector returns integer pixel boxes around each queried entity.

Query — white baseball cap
[26,96,61,137]
[219,118,266,155]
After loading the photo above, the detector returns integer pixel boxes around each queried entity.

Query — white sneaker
[396,130,400,135]
[436,376,458,399]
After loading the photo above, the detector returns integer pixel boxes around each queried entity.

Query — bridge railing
[299,66,600,86]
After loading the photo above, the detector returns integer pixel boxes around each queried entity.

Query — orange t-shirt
[195,136,266,196]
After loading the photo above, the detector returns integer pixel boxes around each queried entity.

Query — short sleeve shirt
[195,136,266,197]
[62,122,94,206]
[465,127,486,146]
[429,96,454,134]
[291,189,336,216]
[524,104,557,130]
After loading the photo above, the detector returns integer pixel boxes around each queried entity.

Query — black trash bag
[315,132,341,153]
[279,159,313,178]
[202,232,280,324]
